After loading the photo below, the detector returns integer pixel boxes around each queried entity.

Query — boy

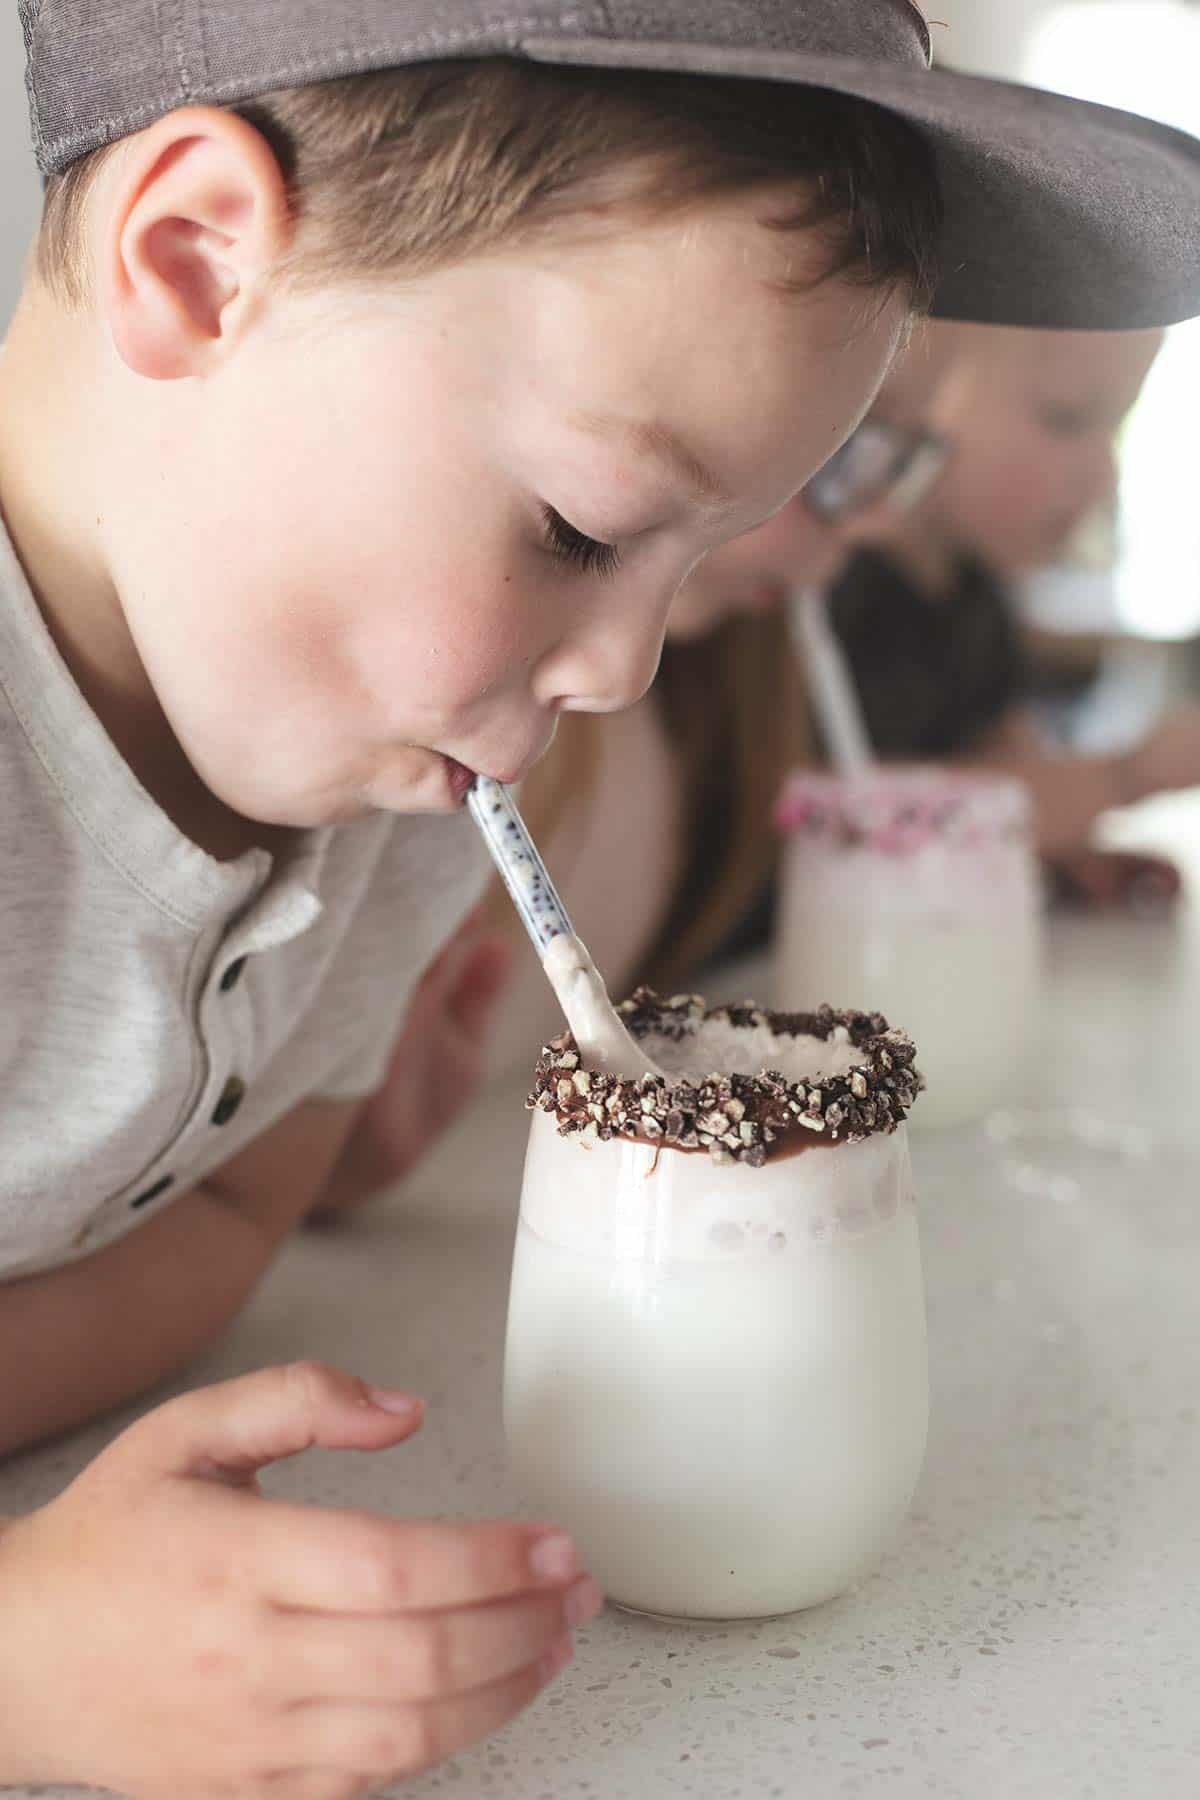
[3,2,1200,1792]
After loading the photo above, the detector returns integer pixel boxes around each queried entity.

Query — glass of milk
[504,996,928,1622]
[775,768,1043,1130]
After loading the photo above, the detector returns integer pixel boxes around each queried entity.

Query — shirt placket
[71,848,329,1253]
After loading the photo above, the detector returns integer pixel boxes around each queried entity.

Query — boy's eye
[541,505,622,580]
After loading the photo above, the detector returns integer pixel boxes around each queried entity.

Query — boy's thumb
[125,1362,424,1480]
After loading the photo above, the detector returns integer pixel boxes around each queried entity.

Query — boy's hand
[309,912,513,1222]
[0,1362,599,1798]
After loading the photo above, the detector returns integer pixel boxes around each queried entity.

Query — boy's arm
[0,1095,361,1459]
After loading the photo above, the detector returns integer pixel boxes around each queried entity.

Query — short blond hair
[37,58,940,310]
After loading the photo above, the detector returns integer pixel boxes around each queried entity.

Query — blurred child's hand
[1123,707,1200,802]
[309,912,513,1223]
[1046,846,1182,913]
[0,1362,598,1797]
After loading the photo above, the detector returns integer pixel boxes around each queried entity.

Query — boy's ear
[99,107,290,380]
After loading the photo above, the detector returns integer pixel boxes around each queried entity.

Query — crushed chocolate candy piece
[526,990,922,1167]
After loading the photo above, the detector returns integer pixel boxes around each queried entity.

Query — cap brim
[522,36,1200,329]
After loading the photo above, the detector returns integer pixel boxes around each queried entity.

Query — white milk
[775,769,1043,1130]
[504,1107,928,1620]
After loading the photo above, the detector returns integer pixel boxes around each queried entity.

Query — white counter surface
[5,796,1200,1799]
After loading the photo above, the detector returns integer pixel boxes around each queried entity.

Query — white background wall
[920,0,1058,74]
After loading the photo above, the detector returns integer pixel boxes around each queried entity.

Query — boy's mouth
[442,756,478,806]
[441,728,556,803]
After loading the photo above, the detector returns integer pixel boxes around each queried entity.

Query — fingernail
[564,1575,605,1630]
[365,1386,424,1418]
[538,1633,574,1682]
[529,1531,580,1584]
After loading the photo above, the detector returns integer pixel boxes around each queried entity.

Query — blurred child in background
[488,322,1200,1071]
[829,325,1200,905]
[485,328,958,1067]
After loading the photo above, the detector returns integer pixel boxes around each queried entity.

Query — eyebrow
[570,409,732,510]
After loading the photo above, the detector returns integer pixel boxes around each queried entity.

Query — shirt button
[130,1174,175,1211]
[220,956,248,993]
[212,1076,247,1127]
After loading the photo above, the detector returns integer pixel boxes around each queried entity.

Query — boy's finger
[125,1363,424,1479]
[256,1772,369,1800]
[259,1510,581,1615]
[272,1579,599,1703]
[280,1645,571,1779]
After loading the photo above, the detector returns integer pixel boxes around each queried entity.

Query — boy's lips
[442,754,533,802]
[443,728,557,796]
[441,756,478,804]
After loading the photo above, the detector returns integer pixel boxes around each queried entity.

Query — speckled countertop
[5,795,1200,1799]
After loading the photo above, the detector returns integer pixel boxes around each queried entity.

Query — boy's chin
[223,750,476,827]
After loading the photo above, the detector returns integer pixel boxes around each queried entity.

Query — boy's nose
[535,606,669,716]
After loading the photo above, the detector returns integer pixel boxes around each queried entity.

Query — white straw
[790,584,874,776]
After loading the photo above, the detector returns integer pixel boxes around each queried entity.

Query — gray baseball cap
[19,0,1200,328]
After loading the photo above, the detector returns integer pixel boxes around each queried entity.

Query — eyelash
[541,504,623,580]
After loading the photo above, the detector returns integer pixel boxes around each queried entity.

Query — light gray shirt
[0,518,488,1281]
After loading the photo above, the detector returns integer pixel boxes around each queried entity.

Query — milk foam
[639,1016,869,1084]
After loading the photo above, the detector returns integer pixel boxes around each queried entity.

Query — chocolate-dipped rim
[527,988,923,1167]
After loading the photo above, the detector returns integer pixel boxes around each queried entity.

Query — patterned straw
[466,776,574,952]
[467,776,664,1077]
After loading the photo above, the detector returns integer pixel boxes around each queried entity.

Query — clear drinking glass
[503,1001,929,1622]
[775,768,1044,1130]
